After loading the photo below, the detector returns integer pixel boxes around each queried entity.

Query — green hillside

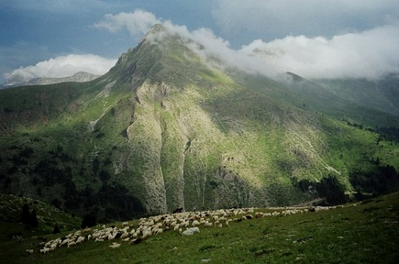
[0,24,399,222]
[0,194,81,239]
[1,192,398,264]
[276,72,398,128]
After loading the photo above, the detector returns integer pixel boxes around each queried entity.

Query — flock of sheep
[33,205,339,254]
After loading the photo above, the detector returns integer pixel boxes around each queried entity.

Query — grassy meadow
[1,192,398,264]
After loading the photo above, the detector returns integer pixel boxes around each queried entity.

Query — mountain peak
[109,24,207,88]
[148,23,167,34]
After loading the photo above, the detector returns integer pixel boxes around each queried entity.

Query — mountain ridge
[3,72,100,88]
[0,25,398,221]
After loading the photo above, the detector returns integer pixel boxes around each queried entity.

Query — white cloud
[95,9,399,80]
[240,25,399,79]
[5,54,117,83]
[94,9,161,39]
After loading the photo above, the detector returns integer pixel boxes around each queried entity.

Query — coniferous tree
[81,213,96,228]
[21,204,31,225]
[53,224,60,234]
[30,209,38,227]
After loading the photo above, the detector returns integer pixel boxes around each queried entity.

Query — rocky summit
[0,24,398,221]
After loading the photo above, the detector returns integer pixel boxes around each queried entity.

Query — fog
[6,7,399,84]
[99,10,399,80]
[4,54,117,85]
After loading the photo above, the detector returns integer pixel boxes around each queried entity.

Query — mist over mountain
[3,72,100,88]
[0,24,398,223]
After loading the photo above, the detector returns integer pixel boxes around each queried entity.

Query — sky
[1,0,398,84]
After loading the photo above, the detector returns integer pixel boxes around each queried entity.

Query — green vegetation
[0,192,398,263]
[0,24,399,222]
[0,194,81,237]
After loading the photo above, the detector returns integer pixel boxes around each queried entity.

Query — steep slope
[276,72,399,127]
[0,25,398,220]
[377,73,399,109]
[315,77,399,118]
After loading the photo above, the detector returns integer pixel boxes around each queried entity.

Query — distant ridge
[3,71,100,88]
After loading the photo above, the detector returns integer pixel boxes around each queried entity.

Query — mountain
[314,76,399,118]
[3,72,100,88]
[276,72,399,127]
[0,24,398,222]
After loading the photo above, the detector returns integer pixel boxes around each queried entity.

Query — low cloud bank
[240,25,399,79]
[4,54,117,85]
[7,9,397,85]
[96,10,399,80]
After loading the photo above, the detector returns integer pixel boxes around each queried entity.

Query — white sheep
[191,220,200,227]
[153,228,164,235]
[67,241,76,248]
[40,248,50,254]
[76,236,85,244]
[141,229,152,239]
[182,227,200,236]
[120,232,129,240]
[109,242,121,249]
[204,221,213,227]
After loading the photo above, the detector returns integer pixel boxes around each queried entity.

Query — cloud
[96,9,399,80]
[4,54,117,84]
[94,9,161,39]
[0,42,56,84]
[239,25,399,79]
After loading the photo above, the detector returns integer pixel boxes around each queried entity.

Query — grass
[1,26,399,219]
[0,194,81,240]
[1,192,398,263]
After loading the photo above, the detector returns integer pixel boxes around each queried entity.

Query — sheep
[50,242,58,251]
[109,242,121,249]
[40,248,50,254]
[141,229,152,239]
[204,221,213,227]
[191,220,200,227]
[67,241,76,248]
[26,249,34,254]
[83,228,91,233]
[121,232,130,239]
[76,236,85,244]
[60,239,70,247]
[44,241,52,248]
[153,228,164,235]
[182,227,200,236]
[35,204,341,254]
